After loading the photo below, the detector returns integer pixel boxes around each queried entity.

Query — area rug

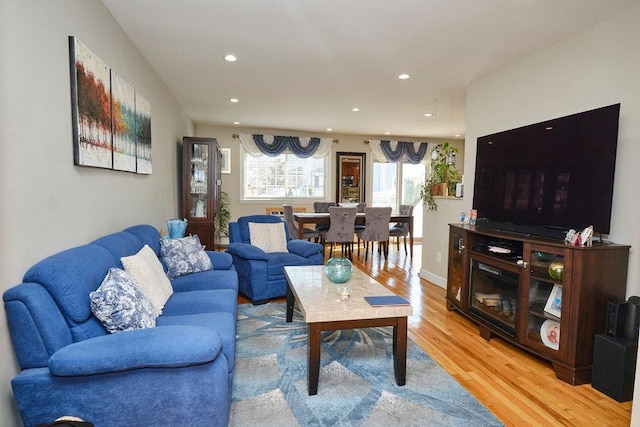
[229,303,502,426]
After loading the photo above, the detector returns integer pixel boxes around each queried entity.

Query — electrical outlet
[436,252,442,263]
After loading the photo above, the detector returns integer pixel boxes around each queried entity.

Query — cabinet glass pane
[527,250,563,351]
[448,233,464,302]
[190,143,209,218]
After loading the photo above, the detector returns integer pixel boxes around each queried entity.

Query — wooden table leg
[393,316,408,386]
[308,323,321,395]
[286,283,294,323]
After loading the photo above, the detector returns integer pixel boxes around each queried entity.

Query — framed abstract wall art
[69,36,152,174]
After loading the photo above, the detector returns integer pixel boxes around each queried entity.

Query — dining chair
[389,204,414,254]
[320,206,357,259]
[357,207,392,261]
[313,201,336,234]
[282,204,319,241]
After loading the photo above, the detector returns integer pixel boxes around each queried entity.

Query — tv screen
[472,103,620,239]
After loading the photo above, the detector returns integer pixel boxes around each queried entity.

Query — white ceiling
[103,0,639,139]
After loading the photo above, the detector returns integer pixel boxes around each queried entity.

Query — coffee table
[284,265,413,395]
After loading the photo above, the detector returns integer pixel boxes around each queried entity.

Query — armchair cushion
[49,326,221,376]
[89,268,156,333]
[226,242,268,260]
[248,222,288,253]
[287,239,323,258]
[160,235,213,279]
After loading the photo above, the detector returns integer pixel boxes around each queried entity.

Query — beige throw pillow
[121,245,173,316]
[249,222,289,253]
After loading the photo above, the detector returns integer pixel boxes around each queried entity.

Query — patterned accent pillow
[160,235,213,279]
[249,222,289,253]
[90,268,157,333]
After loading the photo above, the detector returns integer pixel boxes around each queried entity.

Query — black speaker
[592,334,637,402]
[607,299,627,338]
[624,296,640,342]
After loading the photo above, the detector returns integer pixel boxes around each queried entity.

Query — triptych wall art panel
[69,36,152,174]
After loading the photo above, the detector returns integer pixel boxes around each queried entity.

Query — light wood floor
[239,241,633,426]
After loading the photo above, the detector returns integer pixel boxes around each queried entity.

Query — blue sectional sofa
[3,225,238,427]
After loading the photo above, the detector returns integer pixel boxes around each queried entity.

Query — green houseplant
[421,142,461,210]
[218,190,231,240]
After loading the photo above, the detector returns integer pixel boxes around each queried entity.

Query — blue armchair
[227,215,324,304]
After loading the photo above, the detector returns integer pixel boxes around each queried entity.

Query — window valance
[368,140,429,164]
[237,133,333,158]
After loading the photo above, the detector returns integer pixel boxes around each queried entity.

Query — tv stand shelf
[446,224,630,385]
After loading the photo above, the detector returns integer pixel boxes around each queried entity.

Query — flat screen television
[472,103,620,240]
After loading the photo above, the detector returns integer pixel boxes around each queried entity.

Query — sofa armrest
[226,243,268,260]
[49,325,222,376]
[287,240,324,258]
[206,250,234,270]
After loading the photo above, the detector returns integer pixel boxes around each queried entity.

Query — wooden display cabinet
[446,224,630,385]
[181,137,221,250]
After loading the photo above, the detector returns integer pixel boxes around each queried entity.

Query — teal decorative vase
[325,258,353,284]
[166,218,188,239]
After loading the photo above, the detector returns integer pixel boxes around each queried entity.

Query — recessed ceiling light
[352,107,360,112]
[424,112,433,117]
[229,98,239,103]
[224,54,237,62]
[454,134,461,137]
[398,73,410,80]
[385,132,391,135]
[326,128,333,132]
[233,121,240,125]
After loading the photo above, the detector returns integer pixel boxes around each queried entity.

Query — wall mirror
[336,152,366,204]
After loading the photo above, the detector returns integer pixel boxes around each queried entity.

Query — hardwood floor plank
[237,242,632,426]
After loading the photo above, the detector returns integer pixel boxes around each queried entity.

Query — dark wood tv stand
[446,224,630,385]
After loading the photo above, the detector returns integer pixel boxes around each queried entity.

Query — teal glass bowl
[325,258,354,284]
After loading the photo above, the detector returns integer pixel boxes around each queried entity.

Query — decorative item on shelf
[544,284,563,318]
[166,218,188,239]
[339,286,351,301]
[421,142,462,211]
[534,251,557,262]
[325,257,354,284]
[548,262,564,281]
[540,319,560,350]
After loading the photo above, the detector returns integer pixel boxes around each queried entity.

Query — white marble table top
[284,265,413,323]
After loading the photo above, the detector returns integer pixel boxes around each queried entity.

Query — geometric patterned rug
[229,303,503,426]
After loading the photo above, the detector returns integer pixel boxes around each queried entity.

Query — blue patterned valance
[369,140,429,163]
[237,133,333,158]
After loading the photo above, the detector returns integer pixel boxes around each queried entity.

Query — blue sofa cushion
[265,252,315,280]
[91,232,144,269]
[171,269,238,293]
[123,224,162,256]
[22,245,116,328]
[157,312,236,371]
[49,326,221,376]
[89,268,157,333]
[160,235,213,279]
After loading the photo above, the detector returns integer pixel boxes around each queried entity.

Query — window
[372,161,425,238]
[242,151,327,200]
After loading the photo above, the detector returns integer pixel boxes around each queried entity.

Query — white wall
[0,1,193,424]
[453,5,640,422]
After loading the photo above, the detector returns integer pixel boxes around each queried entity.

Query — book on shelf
[364,295,410,307]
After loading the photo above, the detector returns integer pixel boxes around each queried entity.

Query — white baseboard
[420,269,446,289]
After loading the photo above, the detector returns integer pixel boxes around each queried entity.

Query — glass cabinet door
[523,246,568,355]
[447,228,466,310]
[189,143,209,218]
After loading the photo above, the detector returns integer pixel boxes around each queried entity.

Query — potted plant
[218,191,231,242]
[421,142,461,210]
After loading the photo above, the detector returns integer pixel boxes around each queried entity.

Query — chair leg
[403,235,407,254]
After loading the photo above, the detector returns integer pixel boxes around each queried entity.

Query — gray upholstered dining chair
[320,206,357,259]
[313,201,336,234]
[389,204,414,254]
[283,204,319,241]
[357,207,392,261]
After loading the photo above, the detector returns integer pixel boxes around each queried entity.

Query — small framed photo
[544,284,562,318]
[220,148,231,174]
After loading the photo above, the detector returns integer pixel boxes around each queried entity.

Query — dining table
[293,211,414,258]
